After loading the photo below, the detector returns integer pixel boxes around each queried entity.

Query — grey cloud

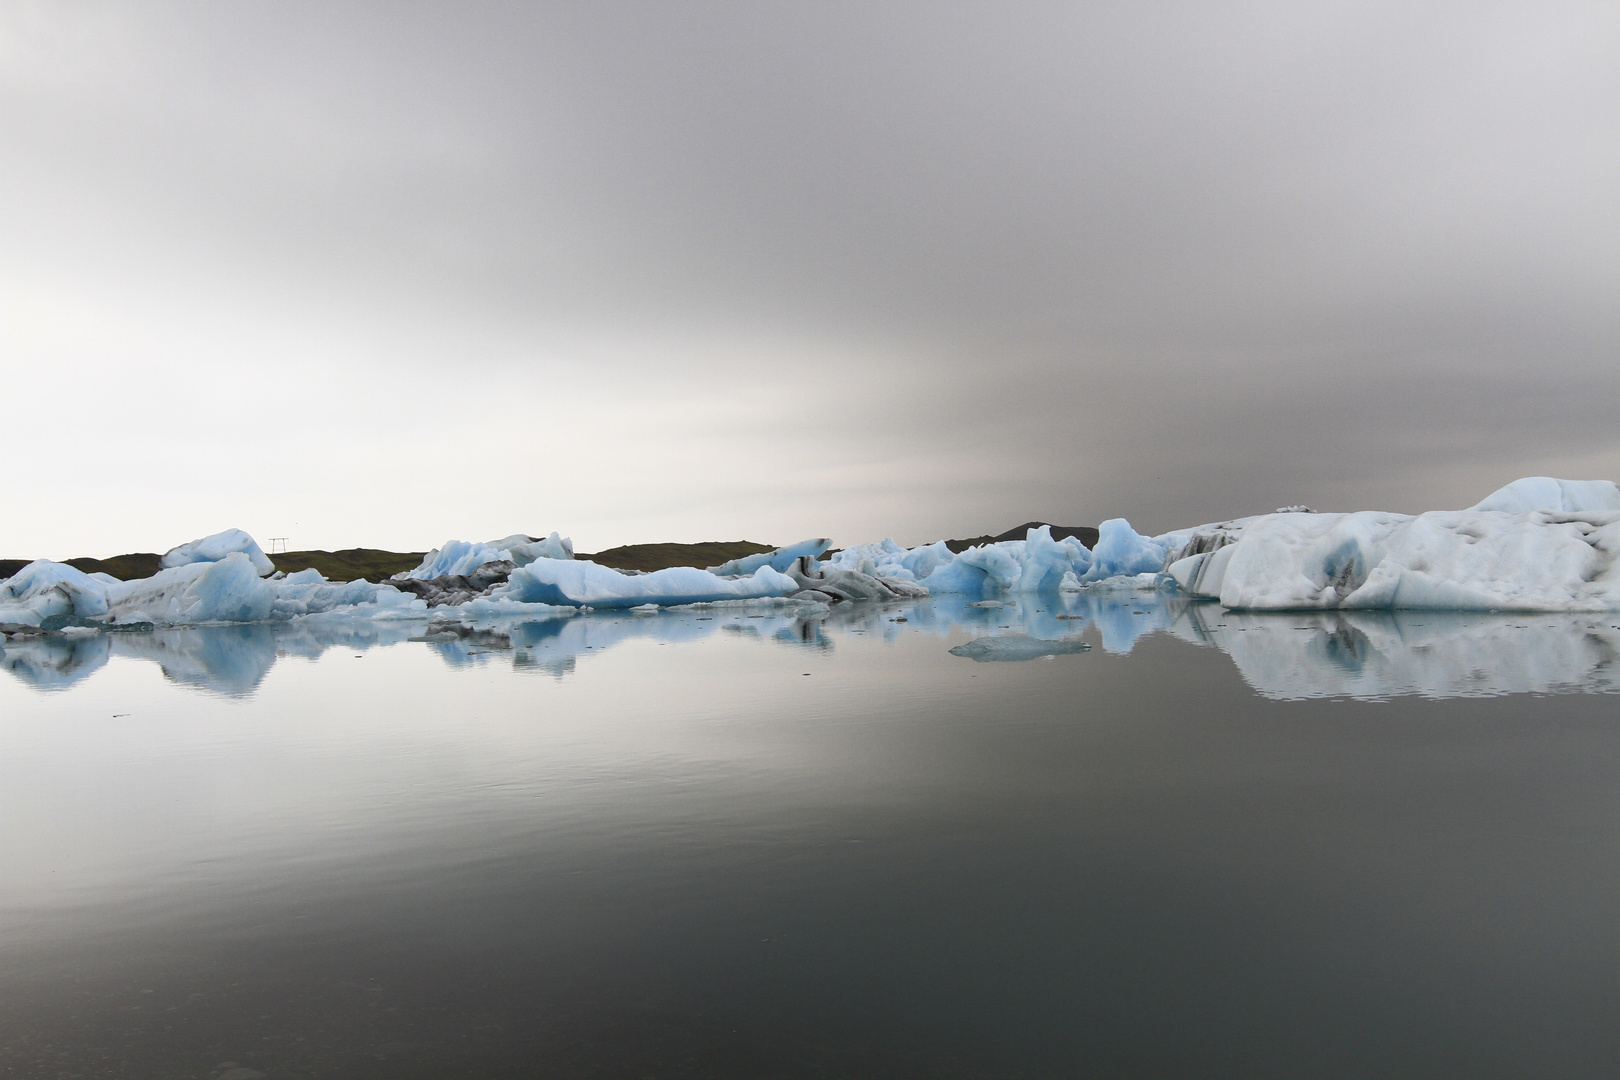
[3,2,1618,554]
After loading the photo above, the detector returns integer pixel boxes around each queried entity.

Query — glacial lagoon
[5,591,1620,1078]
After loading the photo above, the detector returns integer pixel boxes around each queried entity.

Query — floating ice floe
[496,559,799,609]
[947,635,1092,662]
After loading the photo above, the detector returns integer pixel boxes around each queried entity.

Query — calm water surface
[4,595,1620,1078]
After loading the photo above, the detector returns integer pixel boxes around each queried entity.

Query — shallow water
[4,593,1620,1078]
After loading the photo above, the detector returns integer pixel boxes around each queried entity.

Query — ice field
[5,478,1620,636]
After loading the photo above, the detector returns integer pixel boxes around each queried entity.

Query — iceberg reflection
[6,589,1620,700]
[1173,605,1620,699]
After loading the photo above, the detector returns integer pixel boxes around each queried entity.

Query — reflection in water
[1174,606,1620,699]
[6,588,1620,699]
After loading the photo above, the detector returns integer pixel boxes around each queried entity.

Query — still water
[4,593,1620,1079]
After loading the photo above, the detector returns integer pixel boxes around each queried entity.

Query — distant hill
[269,549,429,582]
[2,540,783,583]
[943,522,1098,553]
[576,540,775,573]
[5,531,1101,584]
[0,552,164,581]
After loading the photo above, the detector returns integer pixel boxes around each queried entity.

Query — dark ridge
[943,522,1099,553]
[66,553,165,580]
[0,553,164,581]
[577,541,775,574]
[3,542,782,584]
[269,549,428,583]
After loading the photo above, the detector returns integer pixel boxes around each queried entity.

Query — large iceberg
[0,560,115,625]
[108,555,279,624]
[1,550,427,629]
[1167,478,1620,612]
[161,528,276,577]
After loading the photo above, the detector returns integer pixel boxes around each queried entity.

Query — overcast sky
[4,1,1618,557]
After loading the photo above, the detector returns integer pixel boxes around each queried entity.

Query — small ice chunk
[948,635,1092,661]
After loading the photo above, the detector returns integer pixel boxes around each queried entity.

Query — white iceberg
[107,554,278,625]
[1466,476,1620,515]
[401,531,574,579]
[489,531,574,566]
[819,538,958,583]
[823,526,1103,596]
[269,568,428,620]
[708,538,832,576]
[0,560,113,625]
[495,559,799,609]
[1168,489,1620,612]
[161,528,276,577]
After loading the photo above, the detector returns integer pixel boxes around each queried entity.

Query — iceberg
[0,560,113,626]
[269,568,428,620]
[401,532,574,579]
[1086,519,1168,580]
[1162,478,1620,612]
[824,526,1093,597]
[785,560,930,603]
[1,547,428,629]
[496,559,799,609]
[1466,476,1620,515]
[708,538,832,576]
[1169,505,1620,611]
[107,554,278,625]
[818,538,956,583]
[489,532,574,566]
[161,528,276,577]
[400,539,518,580]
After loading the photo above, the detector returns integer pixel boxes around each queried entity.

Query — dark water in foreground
[4,595,1620,1079]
